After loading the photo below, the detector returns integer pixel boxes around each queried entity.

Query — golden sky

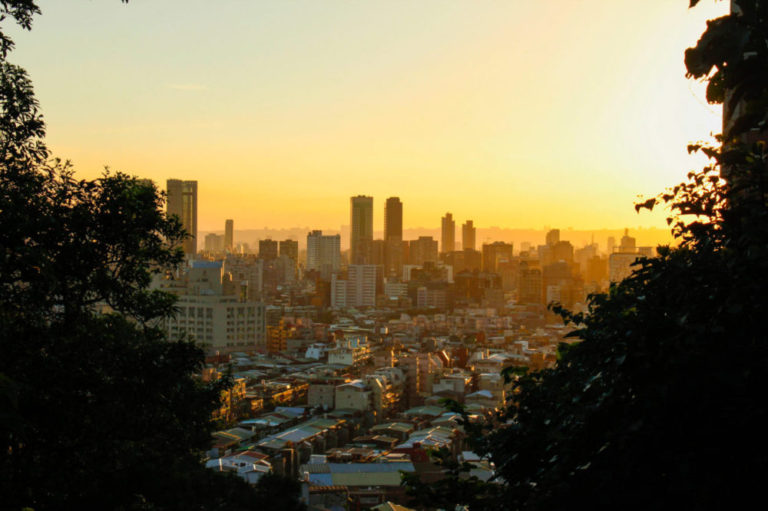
[8,1,728,232]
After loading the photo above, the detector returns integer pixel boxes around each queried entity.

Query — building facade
[166,179,198,256]
[441,213,455,254]
[384,197,403,242]
[350,196,373,264]
[307,230,341,279]
[462,220,476,251]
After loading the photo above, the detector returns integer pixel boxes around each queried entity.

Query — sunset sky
[7,1,728,232]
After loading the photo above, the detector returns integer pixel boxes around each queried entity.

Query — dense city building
[441,212,455,254]
[279,239,298,262]
[462,220,476,251]
[166,179,198,256]
[384,197,403,242]
[482,241,513,273]
[224,219,233,252]
[306,230,341,279]
[350,195,374,264]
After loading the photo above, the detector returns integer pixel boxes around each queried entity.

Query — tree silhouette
[448,3,768,509]
[0,3,303,510]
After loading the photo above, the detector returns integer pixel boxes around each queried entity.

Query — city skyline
[191,191,675,252]
[6,1,727,232]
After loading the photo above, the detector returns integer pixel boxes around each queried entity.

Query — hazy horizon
[200,225,674,252]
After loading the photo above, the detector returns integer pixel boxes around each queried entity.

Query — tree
[401,447,502,511]
[456,2,768,510]
[0,4,305,510]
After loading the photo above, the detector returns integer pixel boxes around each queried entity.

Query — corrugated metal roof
[302,463,331,473]
[308,473,333,486]
[371,422,414,433]
[403,406,444,417]
[302,462,414,474]
[330,462,413,473]
[331,472,403,487]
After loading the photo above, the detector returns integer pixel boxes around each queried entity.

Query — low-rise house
[300,462,415,509]
[206,451,272,484]
[209,427,257,457]
[327,336,372,366]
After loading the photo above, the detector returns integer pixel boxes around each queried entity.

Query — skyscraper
[462,220,476,251]
[350,195,373,264]
[441,213,455,254]
[307,230,341,279]
[384,197,403,242]
[224,219,234,252]
[166,179,197,256]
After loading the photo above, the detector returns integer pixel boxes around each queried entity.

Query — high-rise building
[204,233,224,253]
[330,266,377,309]
[609,229,640,283]
[384,197,403,242]
[350,196,373,264]
[462,220,476,251]
[518,262,543,305]
[166,179,197,255]
[408,236,439,266]
[306,230,341,279]
[259,239,278,260]
[619,228,636,252]
[279,239,298,262]
[482,241,513,273]
[224,219,234,252]
[160,260,266,352]
[552,240,574,264]
[348,264,377,307]
[441,213,455,254]
[546,229,560,247]
[330,274,348,309]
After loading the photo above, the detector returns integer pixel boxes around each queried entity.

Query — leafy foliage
[0,3,304,511]
[448,2,768,510]
[401,447,503,511]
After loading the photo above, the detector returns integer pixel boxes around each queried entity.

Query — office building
[441,213,455,254]
[384,197,403,242]
[224,219,234,252]
[462,220,476,251]
[350,196,373,264]
[166,179,197,255]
